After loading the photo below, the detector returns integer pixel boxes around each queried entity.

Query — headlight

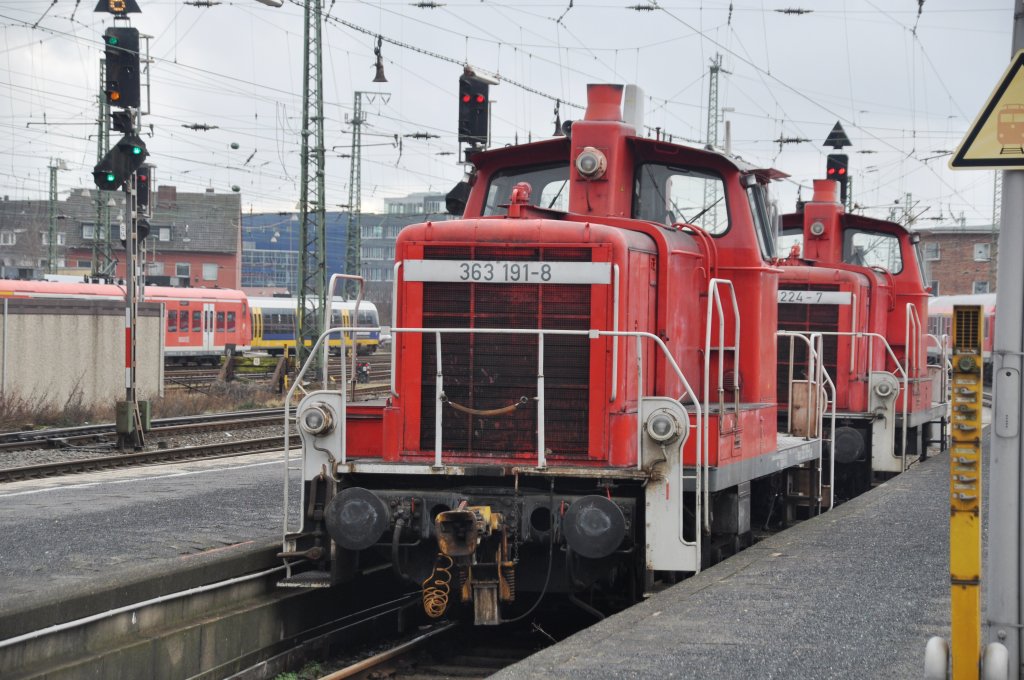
[645,409,680,443]
[873,380,895,398]
[575,146,607,180]
[299,404,334,436]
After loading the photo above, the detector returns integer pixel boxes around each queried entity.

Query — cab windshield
[483,163,570,215]
[634,163,729,234]
[843,229,903,274]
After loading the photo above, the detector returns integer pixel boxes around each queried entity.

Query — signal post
[94,0,150,450]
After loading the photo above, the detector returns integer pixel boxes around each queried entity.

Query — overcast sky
[0,1,1014,224]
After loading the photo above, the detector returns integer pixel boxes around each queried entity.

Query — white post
[988,2,1024,671]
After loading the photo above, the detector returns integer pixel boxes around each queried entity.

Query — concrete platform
[494,446,961,679]
[0,451,290,629]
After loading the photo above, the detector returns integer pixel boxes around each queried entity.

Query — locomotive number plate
[777,290,852,305]
[404,260,611,285]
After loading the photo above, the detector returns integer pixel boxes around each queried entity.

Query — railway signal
[92,134,148,190]
[94,0,142,14]
[103,27,140,109]
[826,153,850,205]
[458,72,489,146]
[826,153,848,181]
[137,164,153,217]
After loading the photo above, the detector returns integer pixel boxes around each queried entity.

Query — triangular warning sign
[823,122,851,149]
[951,49,1024,169]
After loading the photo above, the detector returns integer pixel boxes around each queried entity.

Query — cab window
[745,182,776,259]
[843,229,903,273]
[634,163,729,234]
[483,163,570,215]
[778,226,802,258]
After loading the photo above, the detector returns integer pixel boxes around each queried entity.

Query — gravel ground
[0,423,289,470]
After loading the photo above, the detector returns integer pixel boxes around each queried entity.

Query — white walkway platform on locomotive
[685,435,821,493]
[896,401,951,428]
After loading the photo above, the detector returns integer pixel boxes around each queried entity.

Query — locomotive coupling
[435,504,501,557]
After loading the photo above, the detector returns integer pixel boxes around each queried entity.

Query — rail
[906,302,923,396]
[325,273,366,402]
[812,331,911,471]
[778,331,837,510]
[703,278,740,529]
[925,333,950,406]
[283,325,704,555]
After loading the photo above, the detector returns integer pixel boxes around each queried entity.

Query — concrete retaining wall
[0,297,164,408]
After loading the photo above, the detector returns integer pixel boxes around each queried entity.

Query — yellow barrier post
[950,305,984,680]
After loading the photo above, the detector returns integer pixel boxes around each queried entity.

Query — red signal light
[475,94,485,103]
[462,94,471,103]
[838,168,846,175]
[827,168,836,175]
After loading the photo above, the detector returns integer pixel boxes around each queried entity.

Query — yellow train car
[249,297,380,355]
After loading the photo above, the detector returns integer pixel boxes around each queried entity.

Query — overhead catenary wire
[0,0,1007,223]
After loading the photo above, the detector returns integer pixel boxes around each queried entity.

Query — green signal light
[132,146,142,155]
[108,36,119,46]
[105,172,116,182]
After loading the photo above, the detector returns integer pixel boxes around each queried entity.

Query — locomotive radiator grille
[419,246,592,457]
[777,284,840,405]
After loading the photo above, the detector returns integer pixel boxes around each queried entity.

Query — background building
[913,223,998,296]
[1,186,242,289]
[0,197,54,280]
[241,192,450,322]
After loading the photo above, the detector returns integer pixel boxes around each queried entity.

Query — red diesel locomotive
[280,84,836,624]
[777,182,948,497]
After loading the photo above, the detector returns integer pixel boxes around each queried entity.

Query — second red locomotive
[777,182,948,497]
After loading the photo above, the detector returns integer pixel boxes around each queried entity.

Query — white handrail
[703,278,740,532]
[283,325,704,545]
[905,302,923,395]
[325,273,365,396]
[811,330,910,470]
[925,332,950,407]
[812,332,838,511]
[609,265,620,403]
[777,330,824,441]
[777,330,834,511]
[390,262,402,398]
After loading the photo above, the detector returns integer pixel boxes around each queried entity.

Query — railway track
[0,435,292,483]
[0,544,432,680]
[0,407,284,450]
[164,351,393,392]
[315,621,542,680]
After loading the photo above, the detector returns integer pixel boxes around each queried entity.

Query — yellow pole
[950,305,984,680]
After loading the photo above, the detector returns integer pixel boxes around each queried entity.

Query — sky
[0,0,1014,225]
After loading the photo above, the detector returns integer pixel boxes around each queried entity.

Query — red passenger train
[777,182,948,497]
[280,84,881,624]
[0,279,251,364]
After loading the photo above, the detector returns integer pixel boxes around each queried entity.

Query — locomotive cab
[280,84,826,625]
